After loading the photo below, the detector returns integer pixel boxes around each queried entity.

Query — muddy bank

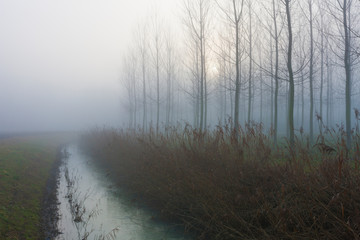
[40,145,67,239]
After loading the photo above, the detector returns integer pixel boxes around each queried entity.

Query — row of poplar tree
[121,0,359,147]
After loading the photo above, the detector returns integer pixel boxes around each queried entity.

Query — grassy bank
[0,133,73,239]
[80,125,360,239]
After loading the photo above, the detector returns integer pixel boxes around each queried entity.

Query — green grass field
[0,134,73,240]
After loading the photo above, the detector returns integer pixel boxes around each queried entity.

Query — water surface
[56,145,190,240]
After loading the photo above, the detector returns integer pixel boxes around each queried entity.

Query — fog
[0,0,179,132]
[0,0,359,141]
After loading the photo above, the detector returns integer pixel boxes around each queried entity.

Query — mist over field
[0,0,179,132]
[0,0,359,143]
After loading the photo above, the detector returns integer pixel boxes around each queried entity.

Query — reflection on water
[56,145,190,240]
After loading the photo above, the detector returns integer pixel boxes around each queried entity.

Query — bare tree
[272,0,281,143]
[215,0,245,133]
[121,50,138,128]
[327,0,359,148]
[308,0,315,143]
[164,29,176,126]
[247,0,253,124]
[135,22,149,131]
[319,0,325,121]
[258,44,264,123]
[150,12,164,134]
[183,0,211,131]
[284,0,295,144]
[342,0,353,149]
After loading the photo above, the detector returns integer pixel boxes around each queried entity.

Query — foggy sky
[0,0,179,132]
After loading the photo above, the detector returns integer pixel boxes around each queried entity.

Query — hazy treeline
[120,0,360,145]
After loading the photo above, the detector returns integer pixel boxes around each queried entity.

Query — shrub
[80,124,360,239]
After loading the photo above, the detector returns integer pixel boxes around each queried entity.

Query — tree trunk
[233,0,241,132]
[270,36,274,128]
[199,3,205,131]
[326,53,331,126]
[260,57,263,123]
[343,0,352,149]
[285,0,295,144]
[272,0,279,144]
[301,72,305,128]
[320,9,324,120]
[156,38,160,135]
[309,0,314,143]
[142,53,147,131]
[247,1,252,124]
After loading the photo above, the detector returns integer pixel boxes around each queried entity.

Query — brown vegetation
[80,124,360,239]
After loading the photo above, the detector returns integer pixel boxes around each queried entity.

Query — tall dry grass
[80,123,360,239]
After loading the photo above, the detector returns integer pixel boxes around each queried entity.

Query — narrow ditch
[54,145,190,240]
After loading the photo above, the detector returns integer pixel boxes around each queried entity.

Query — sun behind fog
[209,65,219,78]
